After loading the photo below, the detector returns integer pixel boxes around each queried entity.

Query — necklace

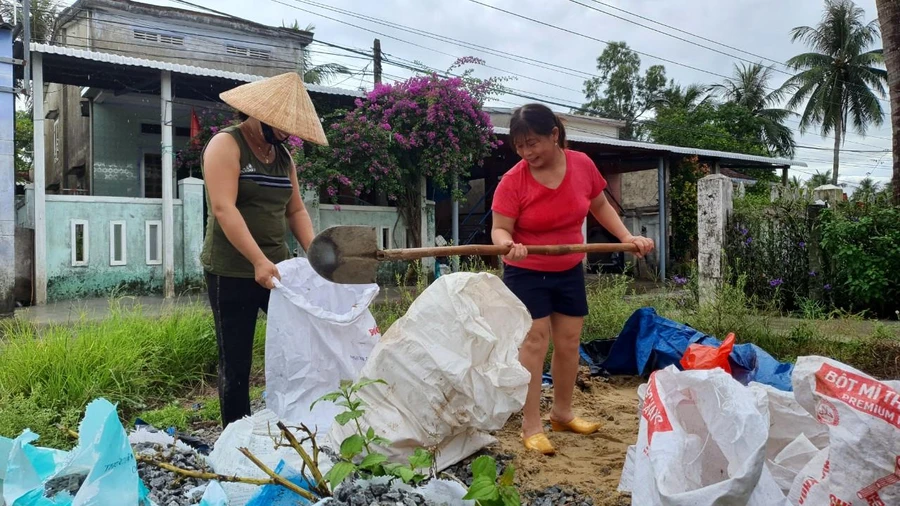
[240,123,275,164]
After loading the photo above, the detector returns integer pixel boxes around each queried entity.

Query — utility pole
[1,24,16,316]
[373,38,382,85]
[22,0,31,97]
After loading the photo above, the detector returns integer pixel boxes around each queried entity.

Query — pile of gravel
[328,480,429,506]
[135,442,211,506]
[43,472,88,498]
[443,451,598,506]
[525,486,594,506]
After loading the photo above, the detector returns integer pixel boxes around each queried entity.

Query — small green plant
[312,379,434,490]
[462,455,520,506]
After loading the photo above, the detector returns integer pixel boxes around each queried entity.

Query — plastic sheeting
[602,308,794,391]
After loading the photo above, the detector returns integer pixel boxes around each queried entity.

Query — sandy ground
[493,373,644,506]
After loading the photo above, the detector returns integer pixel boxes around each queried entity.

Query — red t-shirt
[491,149,607,272]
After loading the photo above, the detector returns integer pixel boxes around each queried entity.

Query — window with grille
[53,121,59,163]
[71,220,89,267]
[133,29,184,46]
[146,221,162,265]
[143,154,162,199]
[226,45,270,60]
[110,221,127,266]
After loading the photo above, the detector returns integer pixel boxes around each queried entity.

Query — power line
[569,0,793,76]
[268,0,892,152]
[468,0,891,108]
[272,0,590,91]
[580,0,786,68]
[288,0,593,84]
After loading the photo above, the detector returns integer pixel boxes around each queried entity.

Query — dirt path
[492,375,643,506]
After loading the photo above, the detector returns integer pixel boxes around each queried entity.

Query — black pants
[206,272,270,427]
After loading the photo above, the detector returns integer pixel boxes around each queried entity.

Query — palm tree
[783,0,889,186]
[854,176,881,201]
[709,62,797,158]
[657,83,709,112]
[1,0,61,44]
[283,21,353,85]
[2,0,62,109]
[874,0,899,205]
[807,170,833,189]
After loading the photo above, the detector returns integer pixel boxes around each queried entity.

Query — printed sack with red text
[788,356,900,506]
[620,365,787,506]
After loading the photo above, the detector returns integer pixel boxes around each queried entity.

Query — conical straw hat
[220,72,329,146]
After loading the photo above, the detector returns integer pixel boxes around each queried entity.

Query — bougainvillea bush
[296,64,501,246]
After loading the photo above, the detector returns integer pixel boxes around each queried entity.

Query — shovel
[307,225,638,284]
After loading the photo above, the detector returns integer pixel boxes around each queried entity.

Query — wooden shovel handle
[376,243,638,261]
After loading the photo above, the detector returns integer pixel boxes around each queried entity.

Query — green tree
[580,42,667,140]
[710,63,797,157]
[806,170,833,189]
[650,101,770,156]
[3,0,62,108]
[1,0,61,44]
[14,111,33,183]
[853,176,881,201]
[656,83,709,113]
[782,0,889,185]
[283,21,352,85]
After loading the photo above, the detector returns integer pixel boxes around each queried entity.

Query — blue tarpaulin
[601,307,794,391]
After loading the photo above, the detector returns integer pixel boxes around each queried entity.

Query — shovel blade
[307,225,380,284]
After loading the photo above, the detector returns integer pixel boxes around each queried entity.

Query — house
[434,107,806,278]
[42,0,313,195]
[13,0,436,306]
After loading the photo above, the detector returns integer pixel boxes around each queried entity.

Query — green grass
[0,300,268,447]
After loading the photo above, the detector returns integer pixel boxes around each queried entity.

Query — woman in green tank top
[202,73,329,426]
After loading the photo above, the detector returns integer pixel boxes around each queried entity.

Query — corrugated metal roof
[31,43,363,98]
[493,126,807,167]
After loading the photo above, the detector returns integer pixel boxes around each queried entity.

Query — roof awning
[27,43,363,104]
[493,126,807,168]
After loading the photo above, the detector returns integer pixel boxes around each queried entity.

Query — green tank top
[200,125,294,278]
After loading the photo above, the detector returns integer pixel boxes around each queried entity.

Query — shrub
[725,195,811,312]
[819,204,900,318]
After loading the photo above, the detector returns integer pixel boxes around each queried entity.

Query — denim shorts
[502,263,589,320]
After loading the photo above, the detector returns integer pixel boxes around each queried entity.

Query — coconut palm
[656,83,709,112]
[1,0,61,44]
[283,21,353,85]
[782,0,889,186]
[709,62,797,158]
[807,170,833,189]
[854,176,881,201]
[874,0,899,205]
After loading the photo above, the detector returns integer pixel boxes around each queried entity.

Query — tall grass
[0,301,268,446]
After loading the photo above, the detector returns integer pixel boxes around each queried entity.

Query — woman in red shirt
[492,103,654,455]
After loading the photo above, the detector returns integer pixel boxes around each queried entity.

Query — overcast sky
[123,0,896,187]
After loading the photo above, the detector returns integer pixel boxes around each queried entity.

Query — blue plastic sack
[245,460,316,506]
[601,307,794,391]
[3,398,153,506]
[198,481,228,506]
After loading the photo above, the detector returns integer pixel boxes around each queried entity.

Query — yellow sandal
[522,432,556,455]
[550,416,602,435]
